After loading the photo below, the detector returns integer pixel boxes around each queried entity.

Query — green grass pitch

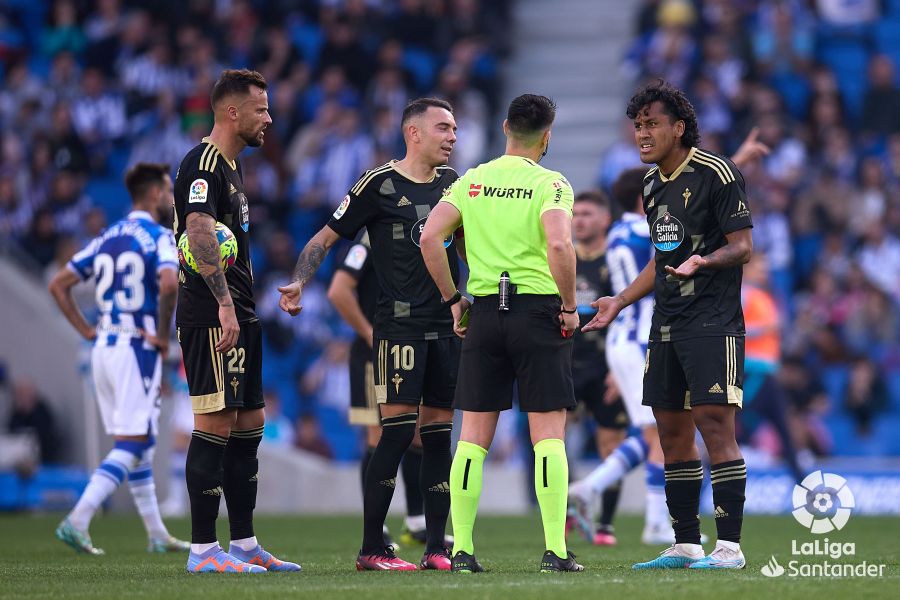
[2,514,898,599]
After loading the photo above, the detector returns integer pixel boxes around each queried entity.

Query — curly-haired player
[583,80,754,570]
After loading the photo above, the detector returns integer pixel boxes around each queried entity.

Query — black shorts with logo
[178,319,265,415]
[454,294,576,413]
[349,338,379,425]
[373,335,460,408]
[643,335,744,410]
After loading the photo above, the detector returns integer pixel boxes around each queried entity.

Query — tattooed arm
[278,225,342,316]
[186,212,238,352]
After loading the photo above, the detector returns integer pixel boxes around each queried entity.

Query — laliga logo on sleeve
[189,179,208,203]
[792,471,855,534]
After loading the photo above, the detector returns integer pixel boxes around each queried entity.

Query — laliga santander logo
[792,471,855,534]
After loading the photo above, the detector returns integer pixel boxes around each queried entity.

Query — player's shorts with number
[177,320,264,414]
[91,343,162,436]
[373,336,460,408]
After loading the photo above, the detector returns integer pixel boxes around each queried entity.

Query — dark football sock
[710,459,747,543]
[186,430,227,544]
[222,426,263,541]
[361,412,417,554]
[361,446,375,496]
[664,460,703,545]
[419,422,452,552]
[598,482,622,530]
[401,445,424,518]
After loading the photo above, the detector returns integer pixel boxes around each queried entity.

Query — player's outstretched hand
[216,304,239,353]
[664,254,704,280]
[581,296,621,332]
[277,281,303,316]
[452,296,471,338]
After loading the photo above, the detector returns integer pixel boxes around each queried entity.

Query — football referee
[421,94,583,573]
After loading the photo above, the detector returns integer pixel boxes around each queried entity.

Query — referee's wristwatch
[442,290,463,306]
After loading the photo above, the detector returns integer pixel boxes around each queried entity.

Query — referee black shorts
[454,294,576,413]
[177,320,265,415]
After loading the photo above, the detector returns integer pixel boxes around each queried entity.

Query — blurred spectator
[6,377,60,463]
[300,338,352,413]
[596,120,642,192]
[263,390,296,447]
[71,67,126,165]
[856,220,900,301]
[845,356,888,435]
[780,357,833,460]
[317,15,373,92]
[127,89,194,170]
[861,55,900,137]
[47,101,90,175]
[20,208,60,268]
[41,0,86,59]
[293,413,333,460]
[293,107,373,213]
[624,0,698,89]
[431,63,487,171]
[47,170,91,236]
[0,169,34,238]
[816,0,880,26]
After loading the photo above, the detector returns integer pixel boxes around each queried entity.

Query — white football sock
[191,542,218,554]
[645,462,668,527]
[405,514,426,531]
[231,536,258,551]
[582,436,646,495]
[717,539,740,552]
[675,543,705,557]
[68,448,138,530]
[127,447,169,540]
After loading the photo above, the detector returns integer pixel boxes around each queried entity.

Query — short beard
[240,130,263,148]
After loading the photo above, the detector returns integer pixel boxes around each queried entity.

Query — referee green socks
[534,438,568,558]
[450,441,487,556]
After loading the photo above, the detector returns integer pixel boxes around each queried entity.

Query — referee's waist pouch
[471,294,561,313]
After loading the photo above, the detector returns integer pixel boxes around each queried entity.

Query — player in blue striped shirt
[49,163,189,556]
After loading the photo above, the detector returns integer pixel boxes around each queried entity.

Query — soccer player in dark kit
[584,81,753,570]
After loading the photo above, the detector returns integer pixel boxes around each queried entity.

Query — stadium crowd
[0,0,509,461]
[1,0,899,468]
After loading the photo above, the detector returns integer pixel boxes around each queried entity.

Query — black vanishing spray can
[499,271,511,311]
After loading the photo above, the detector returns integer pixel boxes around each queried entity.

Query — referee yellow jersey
[441,155,574,296]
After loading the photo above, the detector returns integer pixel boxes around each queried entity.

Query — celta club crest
[469,184,482,198]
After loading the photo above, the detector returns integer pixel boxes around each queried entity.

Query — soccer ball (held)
[177,222,238,276]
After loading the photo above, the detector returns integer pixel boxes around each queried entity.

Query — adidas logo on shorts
[708,383,724,394]
[202,486,223,496]
[714,505,729,518]
[380,478,396,489]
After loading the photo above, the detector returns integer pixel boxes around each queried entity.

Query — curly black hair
[626,80,700,149]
